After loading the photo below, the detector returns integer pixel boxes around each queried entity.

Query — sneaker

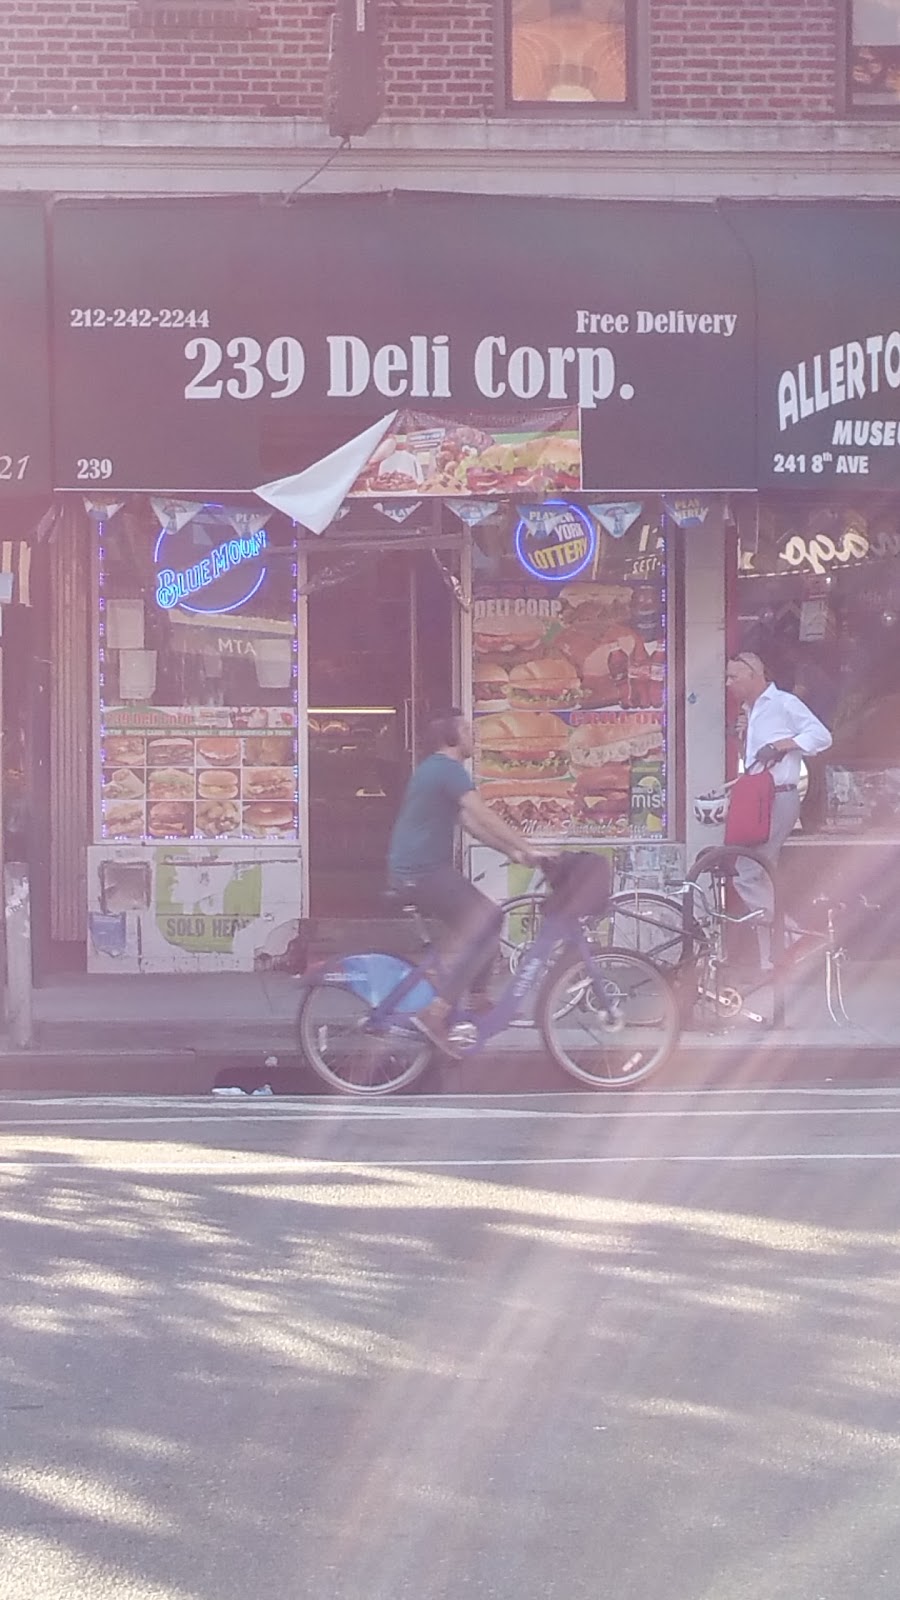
[410,999,467,1058]
[447,1021,477,1049]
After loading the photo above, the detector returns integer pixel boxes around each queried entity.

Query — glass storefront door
[306,549,454,916]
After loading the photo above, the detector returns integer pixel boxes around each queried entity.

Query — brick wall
[651,1,841,121]
[0,0,842,122]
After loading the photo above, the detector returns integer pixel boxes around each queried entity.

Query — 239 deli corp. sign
[51,196,754,492]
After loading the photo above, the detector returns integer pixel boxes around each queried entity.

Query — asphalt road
[3,1087,900,1600]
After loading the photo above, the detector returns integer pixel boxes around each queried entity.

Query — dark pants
[400,865,502,1006]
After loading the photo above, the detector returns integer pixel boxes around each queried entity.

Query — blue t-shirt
[387,753,475,880]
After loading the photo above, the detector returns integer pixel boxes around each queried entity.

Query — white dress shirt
[744,682,833,787]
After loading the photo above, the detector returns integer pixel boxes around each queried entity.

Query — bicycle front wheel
[298,981,433,1096]
[601,890,687,970]
[539,948,679,1088]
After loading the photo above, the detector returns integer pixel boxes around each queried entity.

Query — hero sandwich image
[476,710,574,833]
[475,707,664,838]
[472,581,661,716]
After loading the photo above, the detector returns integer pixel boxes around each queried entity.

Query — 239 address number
[76,458,114,481]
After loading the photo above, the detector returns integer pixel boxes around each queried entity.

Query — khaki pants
[733,788,801,965]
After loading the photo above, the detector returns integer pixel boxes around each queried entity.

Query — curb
[0,1041,897,1096]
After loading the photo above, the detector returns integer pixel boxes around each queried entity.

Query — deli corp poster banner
[50,195,754,495]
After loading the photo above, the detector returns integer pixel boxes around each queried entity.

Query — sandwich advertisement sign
[51,194,754,493]
[347,408,581,500]
[472,506,666,839]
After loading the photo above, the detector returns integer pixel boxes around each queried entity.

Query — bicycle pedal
[447,1022,477,1048]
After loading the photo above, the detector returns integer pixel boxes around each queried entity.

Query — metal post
[4,863,33,1049]
[0,619,5,1028]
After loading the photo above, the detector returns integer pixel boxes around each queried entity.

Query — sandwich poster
[348,407,581,498]
[472,578,666,838]
[100,705,299,842]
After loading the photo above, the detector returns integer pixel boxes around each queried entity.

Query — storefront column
[683,499,728,869]
[50,510,91,943]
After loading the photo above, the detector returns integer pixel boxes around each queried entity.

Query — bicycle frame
[365,909,597,1055]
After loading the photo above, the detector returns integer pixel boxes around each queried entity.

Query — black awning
[723,200,900,492]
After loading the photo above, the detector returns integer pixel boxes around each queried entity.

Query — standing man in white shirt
[725,651,833,964]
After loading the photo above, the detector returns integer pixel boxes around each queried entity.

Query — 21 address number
[0,454,31,481]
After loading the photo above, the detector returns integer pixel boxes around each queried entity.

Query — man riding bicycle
[387,709,543,1049]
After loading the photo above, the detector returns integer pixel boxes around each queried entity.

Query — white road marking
[2,1152,900,1172]
[4,1103,900,1129]
[5,1083,900,1109]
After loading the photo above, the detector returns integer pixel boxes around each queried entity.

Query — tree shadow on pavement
[1,1112,899,1600]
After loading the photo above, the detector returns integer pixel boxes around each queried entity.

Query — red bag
[724,770,775,846]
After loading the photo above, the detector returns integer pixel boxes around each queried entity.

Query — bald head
[726,652,768,704]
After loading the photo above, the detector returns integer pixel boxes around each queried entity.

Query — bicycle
[595,844,867,1030]
[297,853,680,1096]
[488,843,867,1031]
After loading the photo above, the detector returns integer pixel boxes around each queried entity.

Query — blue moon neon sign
[154,514,268,615]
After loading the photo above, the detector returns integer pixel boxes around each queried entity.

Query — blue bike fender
[322,953,436,1014]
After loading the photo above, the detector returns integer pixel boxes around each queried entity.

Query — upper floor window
[850,0,900,110]
[504,0,633,111]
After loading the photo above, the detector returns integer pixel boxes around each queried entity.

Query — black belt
[774,784,797,793]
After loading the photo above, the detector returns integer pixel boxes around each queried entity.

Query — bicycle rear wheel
[539,948,679,1088]
[298,981,434,1096]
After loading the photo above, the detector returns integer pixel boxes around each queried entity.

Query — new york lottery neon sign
[514,500,596,581]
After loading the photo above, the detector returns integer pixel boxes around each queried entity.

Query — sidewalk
[0,962,897,1094]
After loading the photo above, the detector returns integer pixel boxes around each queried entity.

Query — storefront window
[505,0,632,108]
[471,498,667,840]
[97,500,298,844]
[850,0,900,111]
[736,494,900,837]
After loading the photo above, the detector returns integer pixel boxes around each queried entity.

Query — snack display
[100,710,299,841]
